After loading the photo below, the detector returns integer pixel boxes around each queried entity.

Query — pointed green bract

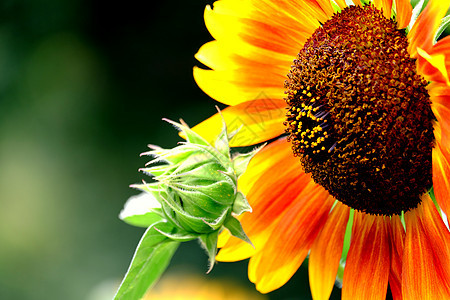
[232,145,264,178]
[223,216,253,247]
[199,230,219,274]
[232,191,252,215]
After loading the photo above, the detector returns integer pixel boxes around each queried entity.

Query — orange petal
[342,212,391,300]
[394,0,412,29]
[417,36,450,86]
[248,185,334,293]
[309,202,350,300]
[417,47,450,86]
[388,215,405,300]
[193,66,285,106]
[433,139,450,219]
[190,98,286,147]
[373,0,392,19]
[217,138,313,261]
[429,82,450,146]
[402,195,450,299]
[408,0,450,58]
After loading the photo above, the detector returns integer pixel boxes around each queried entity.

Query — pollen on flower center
[284,5,435,216]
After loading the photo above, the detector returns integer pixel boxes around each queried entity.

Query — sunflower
[191,0,450,299]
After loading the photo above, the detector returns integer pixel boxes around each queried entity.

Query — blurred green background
[0,1,341,299]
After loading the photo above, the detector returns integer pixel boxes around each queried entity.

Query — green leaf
[223,216,253,247]
[114,224,180,300]
[199,230,219,273]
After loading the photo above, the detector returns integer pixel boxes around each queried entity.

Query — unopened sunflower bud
[129,118,262,271]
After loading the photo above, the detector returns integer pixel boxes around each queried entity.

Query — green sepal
[170,181,236,208]
[169,188,230,217]
[223,216,253,247]
[186,142,232,170]
[154,226,199,242]
[435,15,450,43]
[232,191,252,215]
[199,230,219,274]
[114,223,180,300]
[168,161,227,182]
[158,190,218,233]
[201,208,230,231]
[232,145,264,178]
[144,146,196,165]
[227,126,241,142]
[164,118,210,147]
[140,164,171,177]
[141,161,180,177]
[160,187,217,216]
[132,183,163,195]
[214,124,231,159]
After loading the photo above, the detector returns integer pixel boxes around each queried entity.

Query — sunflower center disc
[284,5,435,215]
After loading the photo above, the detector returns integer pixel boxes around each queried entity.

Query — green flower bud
[128,118,262,271]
